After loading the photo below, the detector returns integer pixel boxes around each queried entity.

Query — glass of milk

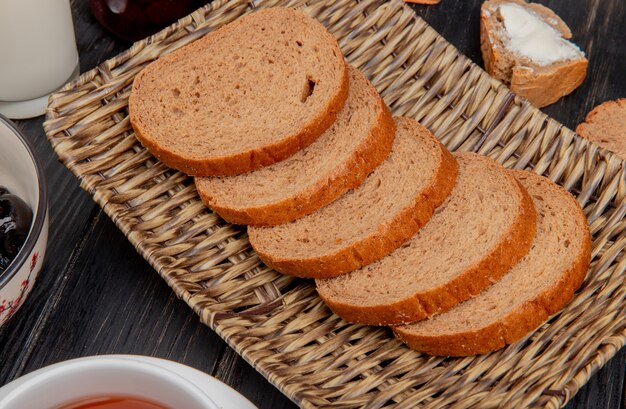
[0,0,79,119]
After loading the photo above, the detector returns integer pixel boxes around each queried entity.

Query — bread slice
[129,7,348,176]
[394,170,591,356]
[195,66,396,226]
[248,117,457,278]
[316,152,537,325]
[480,0,587,107]
[575,98,626,160]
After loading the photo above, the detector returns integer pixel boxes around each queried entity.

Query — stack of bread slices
[129,7,592,356]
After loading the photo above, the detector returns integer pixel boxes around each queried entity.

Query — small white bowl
[0,356,221,409]
[0,114,48,326]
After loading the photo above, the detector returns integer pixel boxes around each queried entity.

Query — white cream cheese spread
[498,3,583,65]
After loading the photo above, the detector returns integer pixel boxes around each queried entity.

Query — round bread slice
[316,152,537,325]
[393,170,591,356]
[575,98,626,159]
[248,117,458,278]
[129,7,348,176]
[195,66,396,226]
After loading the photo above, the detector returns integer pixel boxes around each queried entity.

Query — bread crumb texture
[129,8,348,176]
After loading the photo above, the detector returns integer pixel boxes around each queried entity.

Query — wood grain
[0,1,623,408]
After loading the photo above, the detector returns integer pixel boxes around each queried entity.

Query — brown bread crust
[131,66,349,176]
[253,124,458,277]
[198,99,397,226]
[317,163,538,325]
[393,171,591,356]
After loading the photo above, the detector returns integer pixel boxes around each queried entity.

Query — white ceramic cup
[0,356,220,409]
[0,0,79,119]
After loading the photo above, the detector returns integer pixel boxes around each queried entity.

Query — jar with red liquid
[89,0,211,42]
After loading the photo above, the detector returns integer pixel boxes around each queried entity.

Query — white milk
[0,0,79,102]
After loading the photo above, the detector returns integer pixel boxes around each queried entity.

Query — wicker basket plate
[44,0,626,407]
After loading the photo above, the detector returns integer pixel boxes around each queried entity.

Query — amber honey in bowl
[56,396,170,409]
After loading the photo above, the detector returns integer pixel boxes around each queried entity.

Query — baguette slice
[316,152,537,325]
[248,117,457,278]
[394,170,591,356]
[129,7,348,176]
[195,66,396,226]
[481,0,587,107]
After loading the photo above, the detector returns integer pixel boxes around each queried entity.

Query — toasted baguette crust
[509,59,588,108]
[129,8,349,176]
[480,0,587,108]
[480,14,498,76]
[317,161,537,325]
[197,97,396,226]
[393,171,591,356]
[253,125,458,277]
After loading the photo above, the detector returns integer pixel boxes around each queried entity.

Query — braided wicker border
[44,0,625,407]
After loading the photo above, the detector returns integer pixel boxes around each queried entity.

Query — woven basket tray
[44,0,626,407]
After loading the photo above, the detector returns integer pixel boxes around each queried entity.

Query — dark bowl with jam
[0,114,48,326]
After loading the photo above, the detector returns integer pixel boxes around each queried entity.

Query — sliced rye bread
[481,0,587,107]
[248,117,458,278]
[575,98,626,160]
[129,7,348,176]
[195,66,396,226]
[316,152,537,325]
[394,170,591,356]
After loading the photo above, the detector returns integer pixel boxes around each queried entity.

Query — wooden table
[0,1,624,408]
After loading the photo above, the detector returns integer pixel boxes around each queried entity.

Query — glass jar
[89,0,211,42]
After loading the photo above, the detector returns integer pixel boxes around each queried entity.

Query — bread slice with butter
[480,0,587,107]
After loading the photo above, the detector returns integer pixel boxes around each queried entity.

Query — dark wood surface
[0,1,624,408]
